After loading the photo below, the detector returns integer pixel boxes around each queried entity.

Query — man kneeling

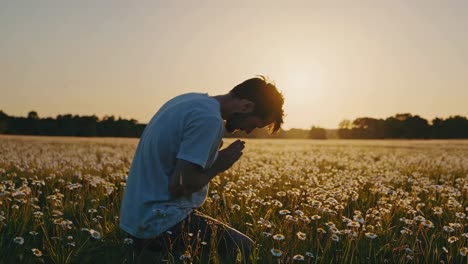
[119,76,285,262]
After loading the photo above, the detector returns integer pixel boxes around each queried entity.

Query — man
[120,76,284,262]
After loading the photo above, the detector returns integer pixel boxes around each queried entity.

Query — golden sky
[1,1,467,129]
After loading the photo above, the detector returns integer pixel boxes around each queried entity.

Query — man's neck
[212,93,233,120]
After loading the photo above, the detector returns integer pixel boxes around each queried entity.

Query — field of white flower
[0,135,467,263]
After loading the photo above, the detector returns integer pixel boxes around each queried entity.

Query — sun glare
[282,64,321,99]
[276,63,325,129]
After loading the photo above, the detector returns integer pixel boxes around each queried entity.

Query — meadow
[0,135,467,263]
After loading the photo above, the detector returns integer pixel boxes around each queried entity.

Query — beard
[225,113,252,133]
[225,117,240,133]
[225,120,237,133]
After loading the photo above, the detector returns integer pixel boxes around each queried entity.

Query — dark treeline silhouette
[0,111,145,137]
[1,111,467,139]
[338,113,468,139]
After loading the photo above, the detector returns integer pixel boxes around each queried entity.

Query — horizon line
[1,109,467,131]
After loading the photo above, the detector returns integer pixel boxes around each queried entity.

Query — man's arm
[169,140,245,197]
[168,159,220,197]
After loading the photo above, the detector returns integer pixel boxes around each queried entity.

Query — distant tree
[98,115,116,136]
[339,119,352,129]
[384,113,430,138]
[338,119,352,139]
[56,114,75,136]
[351,117,385,139]
[433,116,468,138]
[25,111,40,134]
[431,117,444,138]
[38,118,57,135]
[27,111,39,119]
[74,115,98,137]
[403,115,430,138]
[308,126,327,139]
[384,116,404,138]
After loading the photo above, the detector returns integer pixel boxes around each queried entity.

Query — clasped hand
[213,139,245,173]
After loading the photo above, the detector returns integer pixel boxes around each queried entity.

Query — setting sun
[283,64,321,98]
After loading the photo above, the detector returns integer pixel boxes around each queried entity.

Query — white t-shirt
[119,93,224,239]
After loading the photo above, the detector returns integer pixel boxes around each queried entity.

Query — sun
[282,64,321,98]
[274,62,323,129]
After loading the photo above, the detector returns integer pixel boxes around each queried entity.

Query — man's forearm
[183,164,221,195]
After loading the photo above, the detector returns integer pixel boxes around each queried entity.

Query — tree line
[0,111,145,137]
[0,111,466,139]
[338,113,468,139]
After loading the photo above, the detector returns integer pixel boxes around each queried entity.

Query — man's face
[225,113,270,134]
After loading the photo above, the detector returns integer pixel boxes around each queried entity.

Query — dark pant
[130,210,254,263]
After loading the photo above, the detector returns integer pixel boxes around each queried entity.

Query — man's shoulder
[172,93,220,117]
[172,92,208,101]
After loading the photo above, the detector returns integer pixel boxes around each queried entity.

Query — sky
[1,1,467,129]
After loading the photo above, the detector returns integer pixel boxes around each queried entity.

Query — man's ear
[240,99,255,113]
